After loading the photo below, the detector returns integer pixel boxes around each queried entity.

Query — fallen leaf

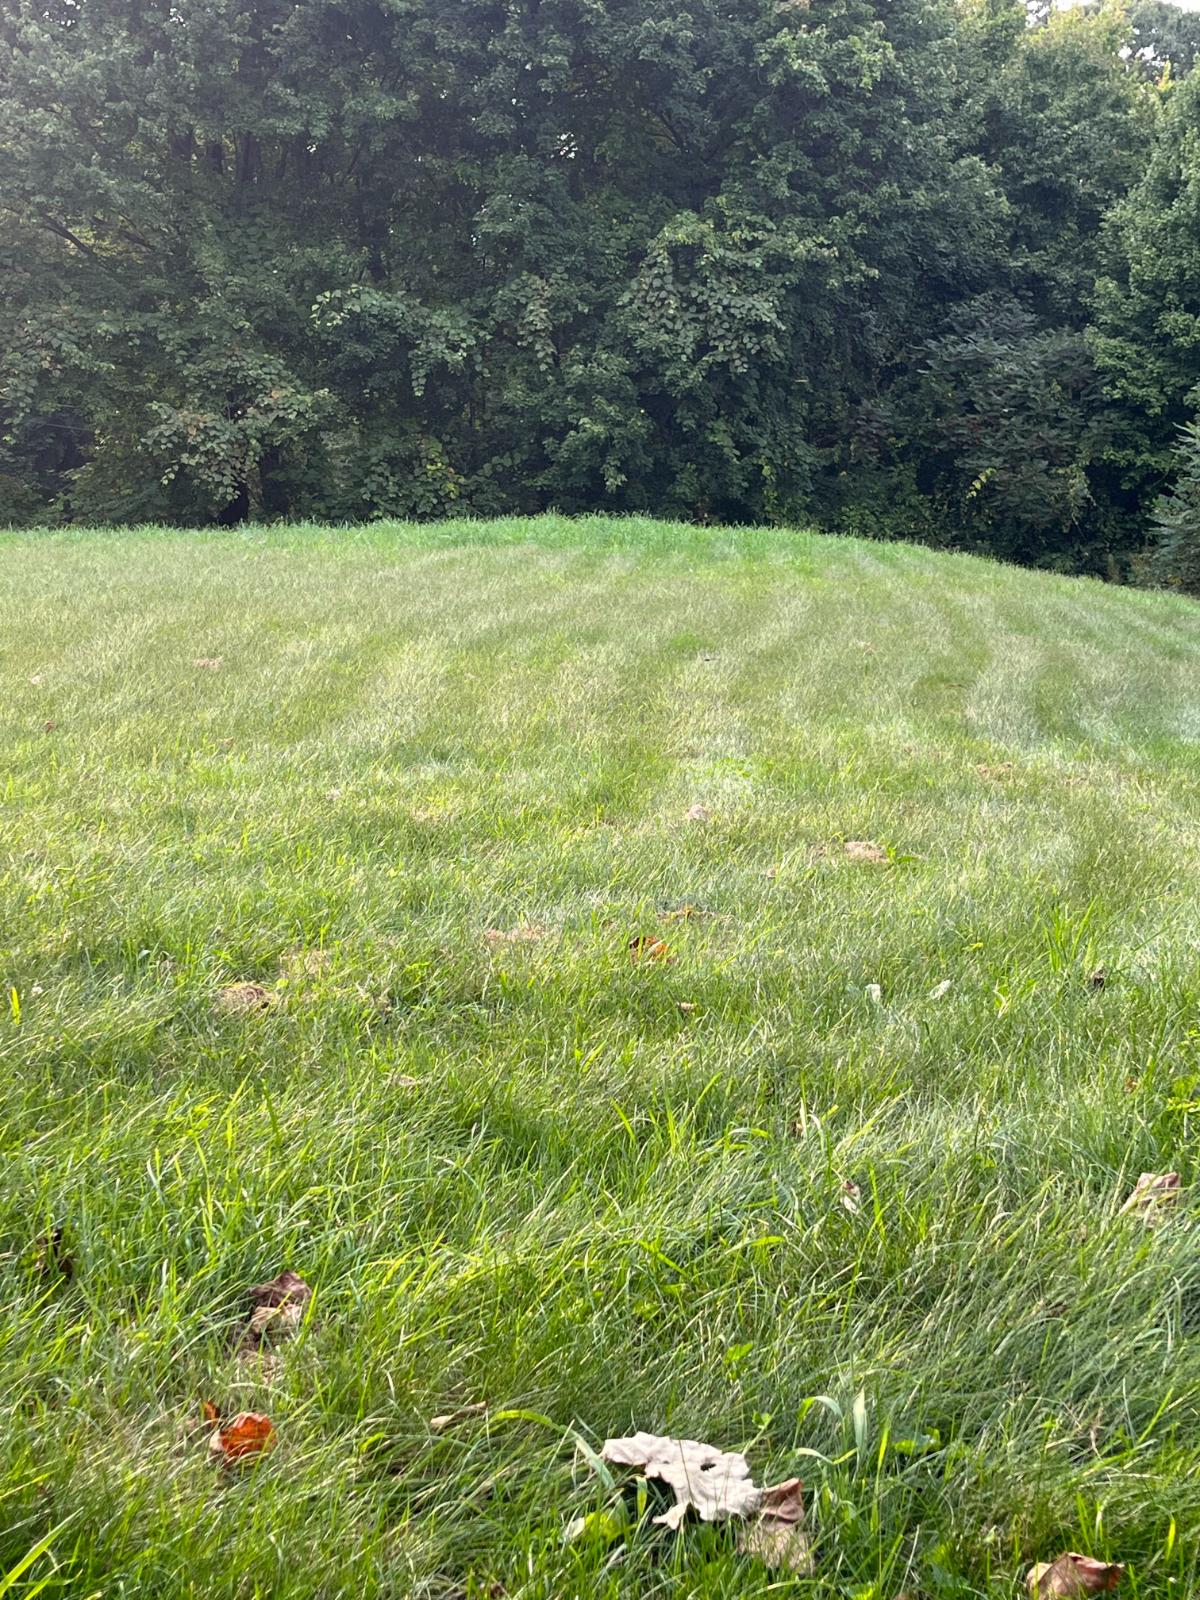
[1026,1554,1123,1597]
[1120,1171,1181,1224]
[684,805,712,823]
[1123,1076,1139,1095]
[601,1433,760,1529]
[928,978,953,1000]
[238,1270,312,1353]
[975,762,1015,781]
[215,982,275,1016]
[840,1181,862,1214]
[208,1411,276,1466]
[844,840,887,864]
[33,1225,73,1281]
[201,1400,220,1425]
[484,924,548,946]
[1087,966,1107,991]
[43,720,57,732]
[430,1402,488,1432]
[864,983,883,1004]
[677,1001,699,1015]
[391,1074,420,1089]
[738,1478,813,1575]
[629,935,674,964]
[28,673,43,685]
[194,657,223,670]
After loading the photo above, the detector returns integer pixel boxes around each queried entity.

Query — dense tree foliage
[1,0,1199,587]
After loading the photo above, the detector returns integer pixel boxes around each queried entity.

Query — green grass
[3,514,1200,1599]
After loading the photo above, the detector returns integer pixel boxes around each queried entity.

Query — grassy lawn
[4,514,1200,1599]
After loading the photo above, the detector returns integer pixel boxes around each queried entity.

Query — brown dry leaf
[237,1270,312,1353]
[738,1477,813,1575]
[215,982,275,1016]
[484,924,548,946]
[430,1402,488,1432]
[601,1433,760,1529]
[677,1001,699,1015]
[33,1225,73,1281]
[843,839,887,864]
[1026,1554,1123,1597]
[43,720,57,732]
[194,656,223,670]
[208,1410,276,1466]
[976,762,1015,781]
[684,804,712,823]
[201,1399,220,1425]
[629,935,674,964]
[1120,1171,1181,1224]
[840,1181,862,1215]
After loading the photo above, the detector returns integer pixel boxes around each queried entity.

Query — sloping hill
[2,517,1199,1597]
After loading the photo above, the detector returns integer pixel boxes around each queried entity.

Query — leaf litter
[1119,1172,1181,1224]
[236,1269,312,1356]
[591,1432,812,1571]
[1026,1554,1123,1597]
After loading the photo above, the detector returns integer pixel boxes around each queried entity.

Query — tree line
[4,0,1200,586]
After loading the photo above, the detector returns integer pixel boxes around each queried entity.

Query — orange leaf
[201,1399,219,1426]
[209,1411,276,1466]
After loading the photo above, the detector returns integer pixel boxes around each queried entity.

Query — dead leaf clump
[194,657,223,670]
[215,982,275,1016]
[1120,1171,1181,1224]
[684,804,712,823]
[237,1269,312,1355]
[1026,1554,1123,1597]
